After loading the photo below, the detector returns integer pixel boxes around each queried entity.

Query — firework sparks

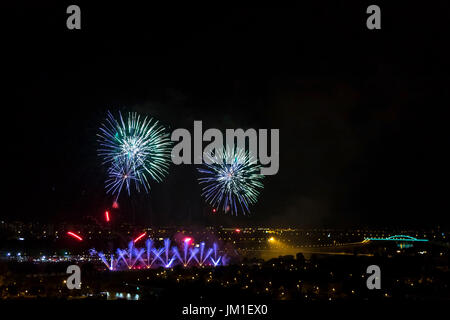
[197,147,264,215]
[98,111,172,201]
[67,231,83,241]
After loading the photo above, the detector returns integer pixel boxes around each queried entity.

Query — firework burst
[98,111,172,201]
[197,147,264,215]
[105,157,141,199]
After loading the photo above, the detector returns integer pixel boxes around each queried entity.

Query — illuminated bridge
[363,235,428,249]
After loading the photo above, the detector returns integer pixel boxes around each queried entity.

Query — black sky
[3,2,450,228]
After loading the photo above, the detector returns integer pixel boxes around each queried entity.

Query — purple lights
[90,238,225,271]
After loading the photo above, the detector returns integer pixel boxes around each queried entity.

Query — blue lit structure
[363,235,428,249]
[364,235,428,242]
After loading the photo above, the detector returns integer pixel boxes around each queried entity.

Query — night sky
[3,2,450,227]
